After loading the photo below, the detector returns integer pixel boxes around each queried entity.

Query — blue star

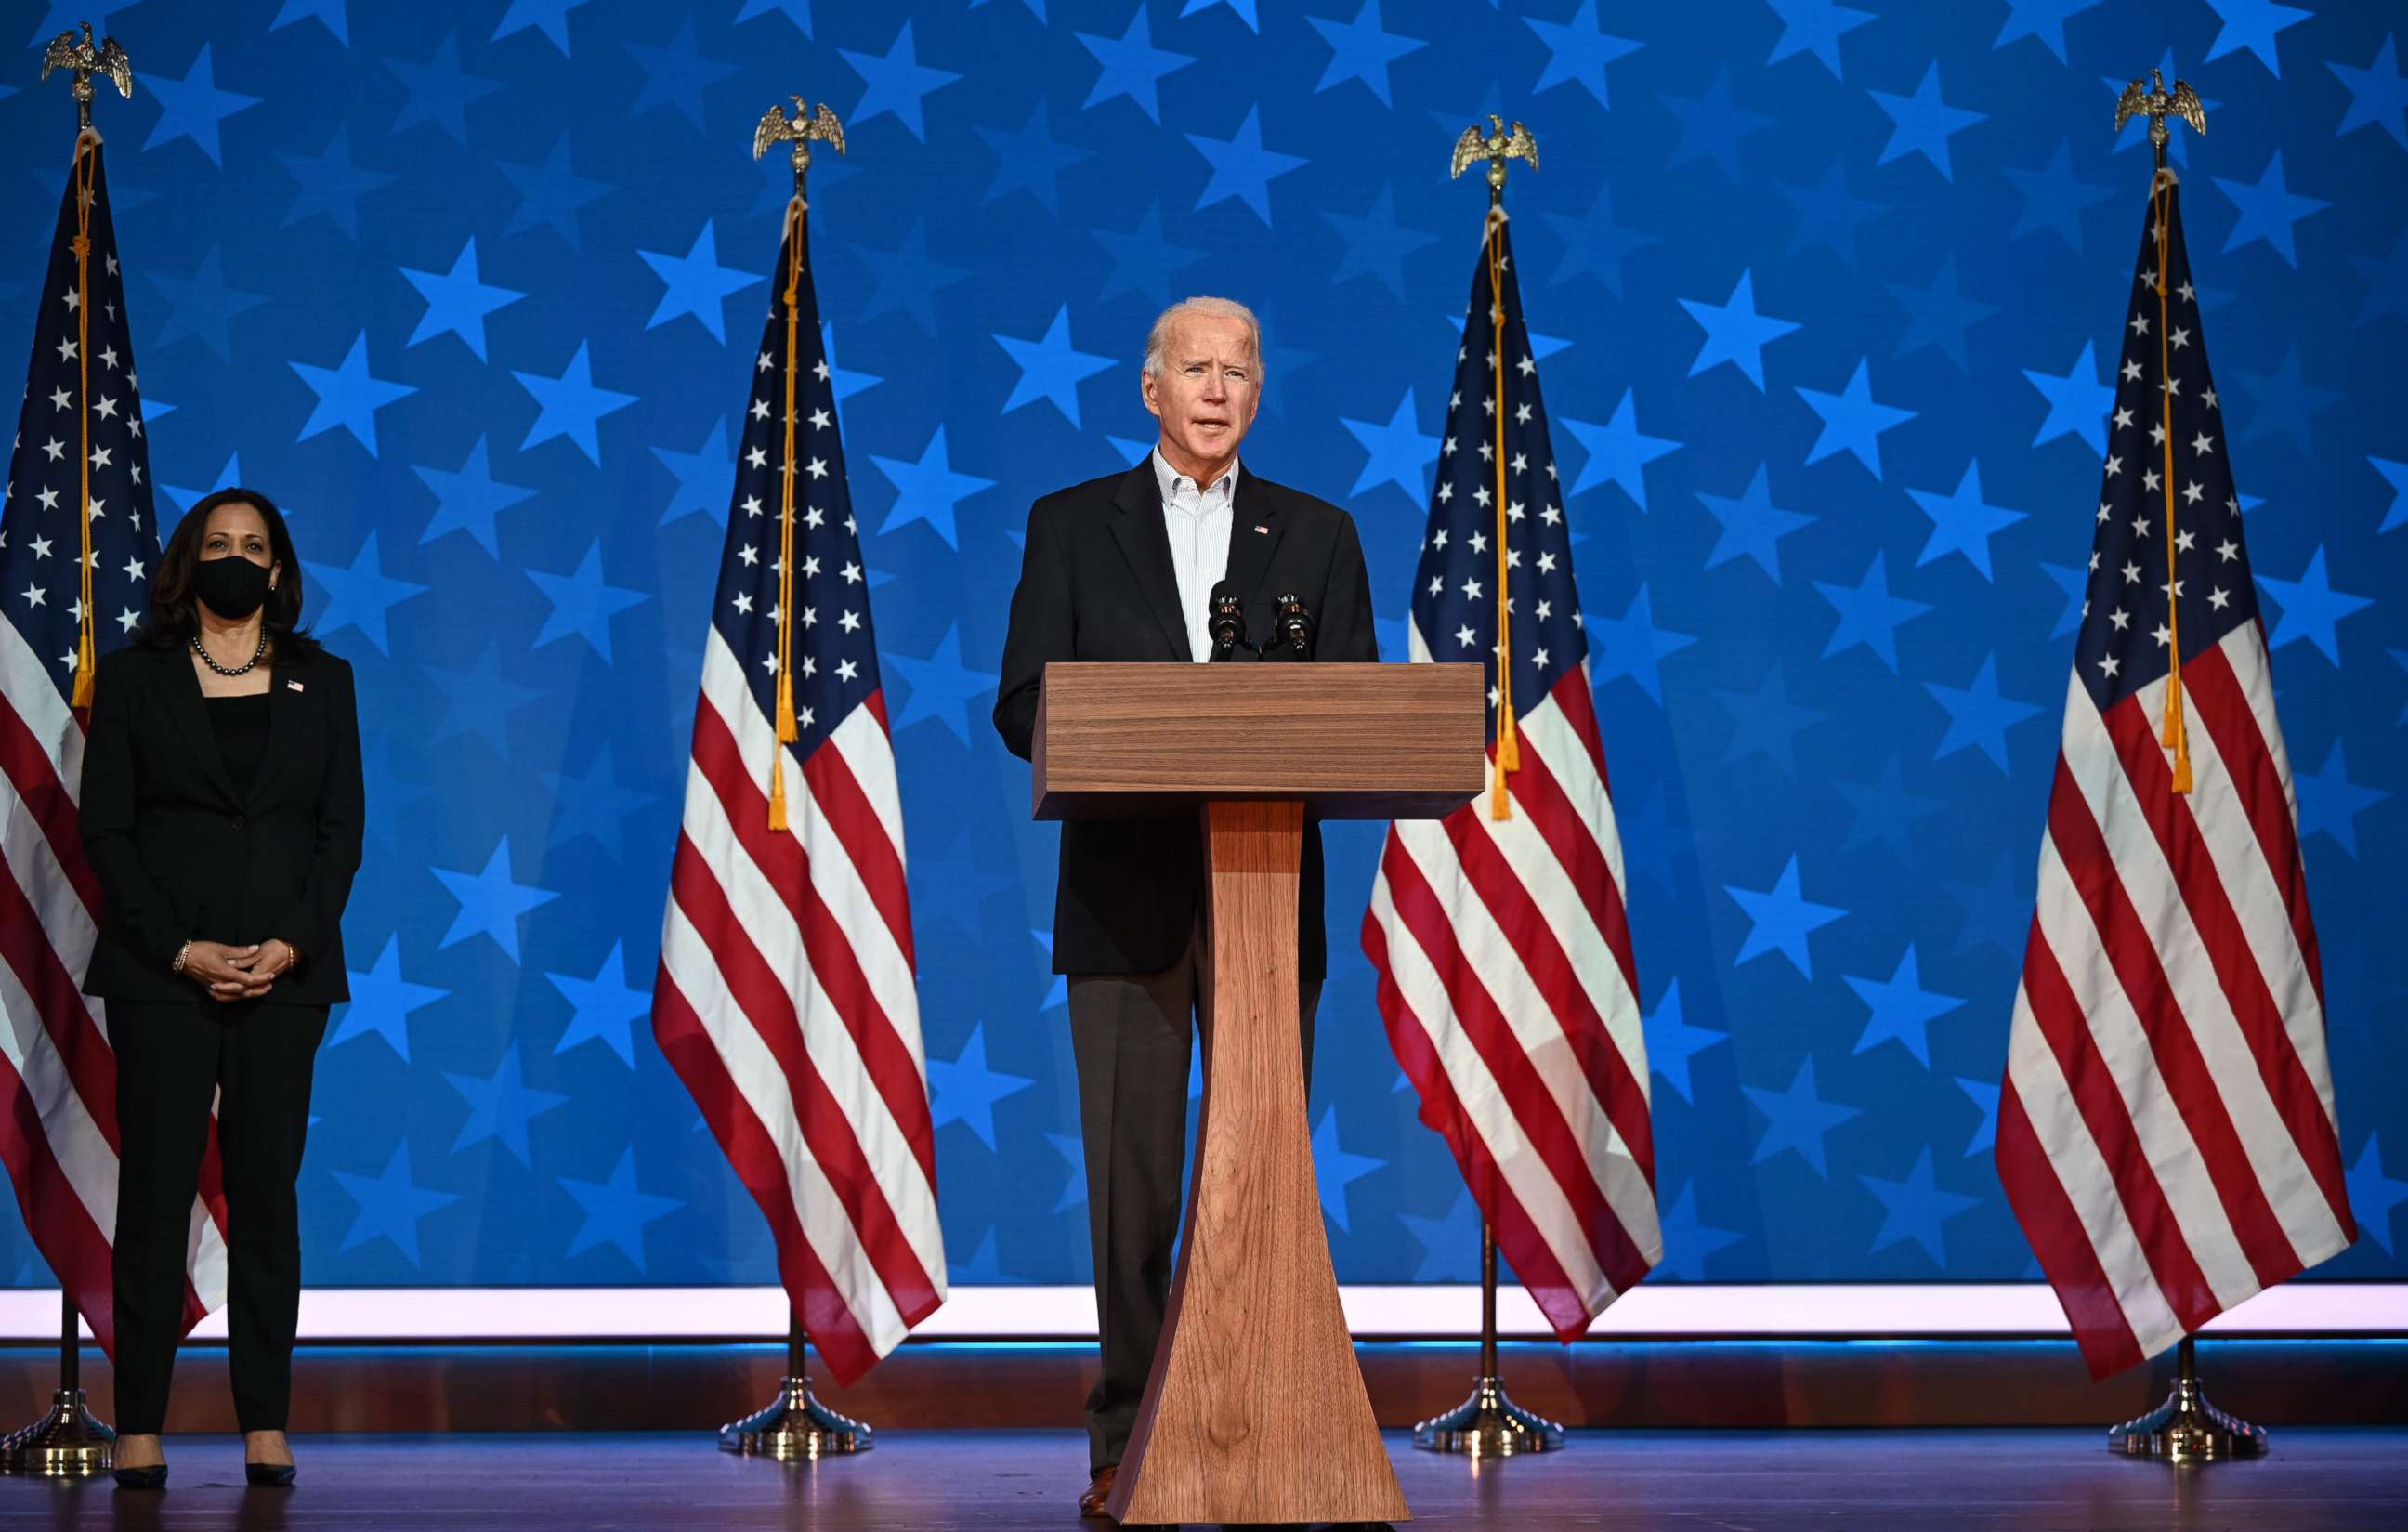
[1526,0,1643,110]
[2293,742,2387,859]
[2373,456,2408,535]
[1324,183,1440,300]
[1956,1078,2002,1157]
[1181,0,1260,29]
[1587,584,1695,704]
[1796,359,1916,479]
[1045,1132,1087,1214]
[2229,345,2342,455]
[1397,1187,1484,1280]
[1836,754,1945,859]
[637,221,761,344]
[1680,268,1800,390]
[1946,850,2031,959]
[141,44,260,167]
[271,0,348,44]
[1764,0,1874,78]
[625,16,739,131]
[330,935,446,1061]
[2348,1134,2408,1257]
[2204,0,2309,76]
[1925,654,2042,771]
[2258,545,2373,665]
[2001,138,2114,252]
[1743,1056,1861,1175]
[2041,561,2088,638]
[432,837,560,962]
[274,124,394,239]
[1643,977,1727,1105]
[1908,460,2024,579]
[1307,0,1425,107]
[735,0,812,33]
[1663,66,1771,178]
[399,237,525,361]
[1563,388,1682,510]
[359,733,433,853]
[2213,151,2327,267]
[818,322,882,437]
[513,342,638,465]
[1311,1106,1383,1233]
[1092,203,1207,304]
[650,418,736,530]
[558,1148,682,1271]
[1077,6,1197,124]
[1540,184,1656,295]
[1718,661,1826,774]
[424,642,543,752]
[1777,158,1882,268]
[1187,106,1307,226]
[1697,464,1813,583]
[493,0,590,56]
[871,426,994,548]
[976,99,1096,216]
[445,1044,569,1167]
[2332,35,2408,150]
[159,452,245,529]
[545,941,652,1067]
[1725,855,1845,978]
[995,304,1116,427]
[841,20,960,142]
[291,331,415,456]
[332,1143,458,1265]
[1340,388,1440,505]
[1993,0,2100,62]
[1651,1183,1745,1283]
[2022,339,2114,455]
[499,134,611,249]
[304,530,426,655]
[541,745,655,863]
[1861,1147,1981,1264]
[387,33,503,147]
[888,625,1000,747]
[927,1026,1035,1149]
[1887,257,1999,373]
[527,540,648,663]
[413,436,536,557]
[148,246,268,361]
[850,220,969,335]
[1868,63,1985,181]
[1844,946,1965,1068]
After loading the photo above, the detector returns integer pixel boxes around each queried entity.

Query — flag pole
[1412,1220,1564,1456]
[717,1305,872,1459]
[2095,68,2261,1462]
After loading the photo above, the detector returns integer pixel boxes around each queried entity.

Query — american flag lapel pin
[287,679,305,691]
[1253,524,1269,533]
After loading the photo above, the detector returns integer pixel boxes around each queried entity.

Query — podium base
[716,1375,870,1460]
[2108,1374,2266,1461]
[1412,1374,1564,1458]
[0,1388,115,1477]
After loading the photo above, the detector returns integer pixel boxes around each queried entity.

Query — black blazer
[993,460,1377,980]
[79,640,364,1006]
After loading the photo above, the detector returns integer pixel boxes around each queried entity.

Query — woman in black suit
[79,488,363,1488]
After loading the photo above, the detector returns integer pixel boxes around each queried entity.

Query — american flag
[1,137,229,1355]
[1362,213,1661,1338]
[649,197,944,1383]
[1996,175,2355,1378]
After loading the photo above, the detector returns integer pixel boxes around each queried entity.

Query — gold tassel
[69,141,98,712]
[2150,172,2192,796]
[776,673,797,742]
[1486,207,1518,822]
[71,635,95,709]
[767,754,789,832]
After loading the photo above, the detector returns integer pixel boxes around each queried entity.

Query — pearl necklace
[191,627,268,677]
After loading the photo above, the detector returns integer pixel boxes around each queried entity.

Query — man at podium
[993,295,1376,1515]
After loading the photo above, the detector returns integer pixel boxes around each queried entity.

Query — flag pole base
[0,1388,115,1477]
[2108,1340,2265,1462]
[717,1374,871,1460]
[1412,1374,1564,1458]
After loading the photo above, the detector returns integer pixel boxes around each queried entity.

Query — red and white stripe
[0,615,229,1355]
[1365,634,1660,1340]
[653,635,943,1382]
[1997,622,2355,1377]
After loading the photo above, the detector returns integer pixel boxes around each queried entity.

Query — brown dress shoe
[1078,1463,1117,1517]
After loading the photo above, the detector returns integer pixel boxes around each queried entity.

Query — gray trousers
[1066,922,1319,1474]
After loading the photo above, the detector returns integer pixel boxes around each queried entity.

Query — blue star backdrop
[2,0,2402,1294]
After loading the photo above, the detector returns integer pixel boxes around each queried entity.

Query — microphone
[1207,579,1249,661]
[1267,592,1314,661]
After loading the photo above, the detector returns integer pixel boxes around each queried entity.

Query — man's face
[1141,311,1262,472]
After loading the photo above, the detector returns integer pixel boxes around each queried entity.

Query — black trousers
[110,998,327,1435]
[1065,923,1319,1475]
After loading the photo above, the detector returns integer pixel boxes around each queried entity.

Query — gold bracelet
[171,940,192,976]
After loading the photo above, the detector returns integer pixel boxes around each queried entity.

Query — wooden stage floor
[0,1429,2401,1530]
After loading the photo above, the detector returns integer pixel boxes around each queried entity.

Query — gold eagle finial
[1450,113,1539,201]
[41,22,135,133]
[754,97,847,205]
[2114,68,2206,164]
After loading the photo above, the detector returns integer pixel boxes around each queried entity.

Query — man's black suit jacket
[994,459,1376,981]
[79,640,365,1006]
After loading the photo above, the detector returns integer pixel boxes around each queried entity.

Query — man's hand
[183,941,263,1002]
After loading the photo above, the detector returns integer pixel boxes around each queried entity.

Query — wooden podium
[1033,661,1485,1526]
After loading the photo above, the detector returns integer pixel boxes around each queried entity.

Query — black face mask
[192,555,273,622]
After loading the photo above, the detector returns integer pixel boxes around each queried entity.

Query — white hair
[1142,296,1264,383]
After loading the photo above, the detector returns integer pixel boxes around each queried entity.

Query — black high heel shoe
[111,1463,167,1489]
[244,1461,296,1487]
